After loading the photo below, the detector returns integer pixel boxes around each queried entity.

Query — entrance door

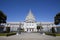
[27,28,34,32]
[27,28,30,32]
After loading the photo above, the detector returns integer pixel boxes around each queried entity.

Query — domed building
[4,9,57,32]
[23,9,37,32]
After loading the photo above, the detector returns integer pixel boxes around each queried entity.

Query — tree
[54,13,60,25]
[0,10,7,33]
[6,27,10,33]
[37,26,43,32]
[51,27,56,36]
[51,27,55,33]
[0,10,7,24]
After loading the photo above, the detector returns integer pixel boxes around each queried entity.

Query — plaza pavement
[0,32,60,40]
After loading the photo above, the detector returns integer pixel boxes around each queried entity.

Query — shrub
[45,32,56,36]
[6,32,16,36]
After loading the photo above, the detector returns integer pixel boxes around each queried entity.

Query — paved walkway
[0,32,60,40]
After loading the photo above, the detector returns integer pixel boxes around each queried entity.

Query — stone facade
[4,10,57,32]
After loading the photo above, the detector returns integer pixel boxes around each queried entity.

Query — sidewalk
[0,33,60,40]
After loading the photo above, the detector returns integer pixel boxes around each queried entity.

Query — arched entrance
[27,28,34,32]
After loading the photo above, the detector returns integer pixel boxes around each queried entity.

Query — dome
[25,9,36,23]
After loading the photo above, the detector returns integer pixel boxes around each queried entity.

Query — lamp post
[19,23,21,34]
[16,23,21,35]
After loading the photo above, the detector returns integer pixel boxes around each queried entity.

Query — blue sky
[0,0,60,22]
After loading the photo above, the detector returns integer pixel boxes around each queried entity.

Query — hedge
[0,32,16,36]
[45,32,60,36]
